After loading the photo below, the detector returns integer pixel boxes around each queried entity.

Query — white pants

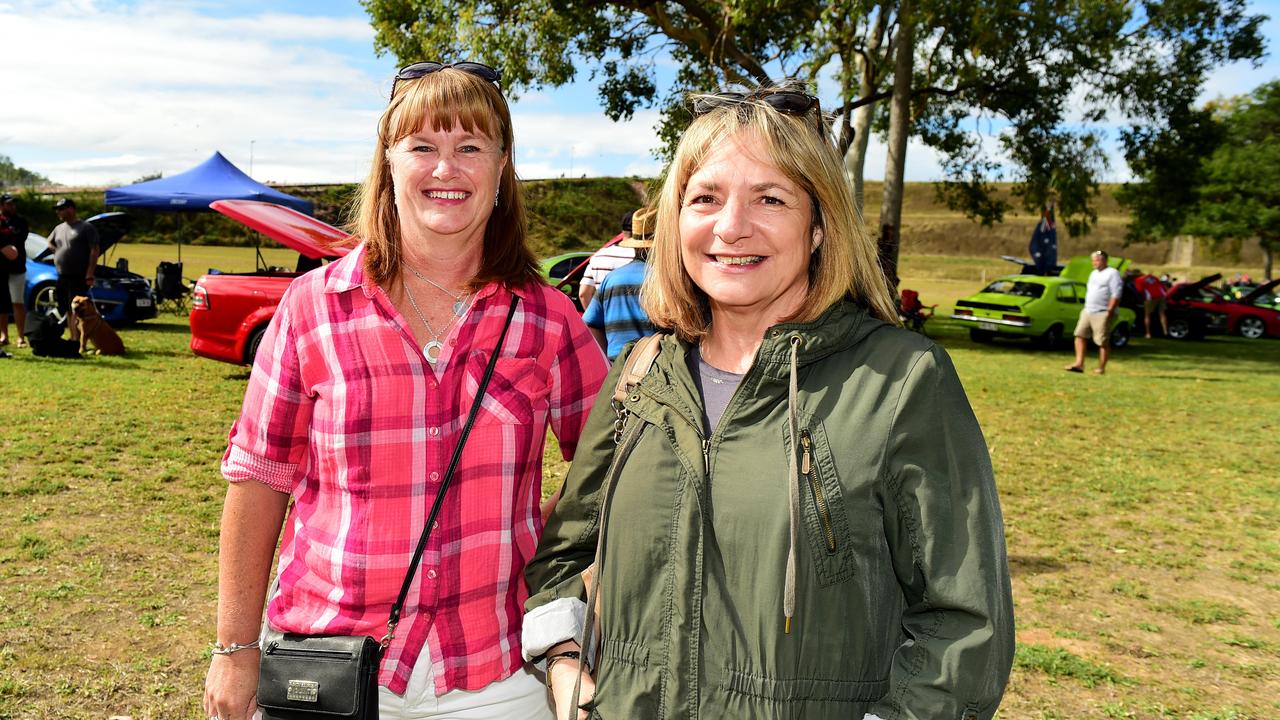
[377,658,554,720]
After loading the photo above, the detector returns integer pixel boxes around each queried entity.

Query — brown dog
[70,296,126,356]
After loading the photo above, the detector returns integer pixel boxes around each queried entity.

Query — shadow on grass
[1008,554,1067,576]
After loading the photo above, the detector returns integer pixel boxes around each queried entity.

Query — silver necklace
[405,264,470,315]
[401,279,469,364]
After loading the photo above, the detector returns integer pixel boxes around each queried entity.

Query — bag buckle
[286,680,319,703]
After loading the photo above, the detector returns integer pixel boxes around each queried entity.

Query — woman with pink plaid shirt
[203,63,608,720]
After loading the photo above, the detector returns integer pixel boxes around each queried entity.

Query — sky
[2,0,1278,189]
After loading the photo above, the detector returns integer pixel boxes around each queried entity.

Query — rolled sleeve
[521,597,588,662]
[220,292,314,491]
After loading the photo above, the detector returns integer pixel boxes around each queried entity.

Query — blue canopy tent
[105,151,313,274]
[106,151,312,214]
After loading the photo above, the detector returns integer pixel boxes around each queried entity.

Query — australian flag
[1029,204,1058,275]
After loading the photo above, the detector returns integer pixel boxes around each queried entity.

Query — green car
[540,251,593,310]
[951,274,1135,348]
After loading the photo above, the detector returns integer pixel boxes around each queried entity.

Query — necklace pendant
[423,340,444,364]
[453,300,466,316]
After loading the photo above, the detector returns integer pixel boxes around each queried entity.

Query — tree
[0,154,50,188]
[363,0,1265,285]
[1123,81,1280,279]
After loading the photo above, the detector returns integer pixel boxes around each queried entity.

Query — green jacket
[526,301,1014,720]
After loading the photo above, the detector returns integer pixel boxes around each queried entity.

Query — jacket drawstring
[784,335,800,633]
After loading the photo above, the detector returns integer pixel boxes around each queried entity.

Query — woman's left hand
[548,658,595,720]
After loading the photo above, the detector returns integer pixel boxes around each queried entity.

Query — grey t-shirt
[48,220,99,277]
[689,346,745,435]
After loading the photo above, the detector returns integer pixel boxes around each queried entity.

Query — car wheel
[30,283,59,320]
[969,328,995,343]
[1238,315,1266,339]
[245,326,267,365]
[1167,317,1192,340]
[1110,322,1130,349]
[1038,324,1063,349]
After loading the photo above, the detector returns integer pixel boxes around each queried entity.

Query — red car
[1166,273,1280,340]
[189,200,351,364]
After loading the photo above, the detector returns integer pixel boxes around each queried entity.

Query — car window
[547,257,578,280]
[1056,284,1076,302]
[981,280,1045,299]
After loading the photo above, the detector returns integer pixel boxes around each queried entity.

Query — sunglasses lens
[452,62,501,83]
[762,92,816,114]
[396,61,444,81]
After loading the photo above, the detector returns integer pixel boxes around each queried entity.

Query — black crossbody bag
[256,295,520,720]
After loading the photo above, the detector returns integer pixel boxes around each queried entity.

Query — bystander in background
[1066,250,1122,375]
[1134,268,1169,338]
[0,194,30,348]
[46,198,98,339]
[577,210,636,308]
[582,206,657,359]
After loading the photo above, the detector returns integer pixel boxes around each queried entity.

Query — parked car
[1165,274,1280,340]
[189,200,351,365]
[951,274,1136,348]
[24,212,157,324]
[540,251,593,311]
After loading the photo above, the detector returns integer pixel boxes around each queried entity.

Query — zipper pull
[702,438,711,474]
[800,433,812,476]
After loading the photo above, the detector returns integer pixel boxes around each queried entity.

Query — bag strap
[568,332,664,719]
[383,293,520,647]
[613,333,663,404]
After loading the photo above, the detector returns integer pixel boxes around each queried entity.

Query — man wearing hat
[46,198,99,334]
[582,206,657,360]
[0,193,30,347]
[578,209,638,309]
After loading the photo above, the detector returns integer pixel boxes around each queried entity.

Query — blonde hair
[350,68,539,290]
[641,91,899,341]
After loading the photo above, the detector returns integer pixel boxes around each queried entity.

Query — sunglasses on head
[391,61,501,100]
[691,90,821,118]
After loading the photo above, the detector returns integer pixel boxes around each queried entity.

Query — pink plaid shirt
[221,245,608,695]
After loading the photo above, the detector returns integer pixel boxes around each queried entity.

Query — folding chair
[898,289,936,333]
[154,261,191,315]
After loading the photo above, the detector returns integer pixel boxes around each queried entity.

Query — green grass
[1,249,1278,719]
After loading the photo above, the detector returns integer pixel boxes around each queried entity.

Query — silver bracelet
[211,639,261,655]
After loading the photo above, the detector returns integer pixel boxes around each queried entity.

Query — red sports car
[1166,273,1280,340]
[189,200,352,364]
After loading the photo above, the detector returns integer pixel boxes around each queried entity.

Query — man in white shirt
[578,210,637,308]
[1066,250,1123,375]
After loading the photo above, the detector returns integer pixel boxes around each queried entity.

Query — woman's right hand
[203,651,261,720]
[548,658,596,720]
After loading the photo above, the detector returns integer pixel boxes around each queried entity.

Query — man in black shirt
[0,193,30,347]
[46,198,98,339]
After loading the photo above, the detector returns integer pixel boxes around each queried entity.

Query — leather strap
[612,333,663,404]
[385,293,520,643]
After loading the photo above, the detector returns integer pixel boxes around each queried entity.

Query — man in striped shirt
[577,210,637,308]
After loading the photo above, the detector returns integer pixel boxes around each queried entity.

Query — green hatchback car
[951,274,1135,348]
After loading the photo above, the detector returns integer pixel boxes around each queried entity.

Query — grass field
[0,247,1277,719]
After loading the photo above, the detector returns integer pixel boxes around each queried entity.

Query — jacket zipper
[801,431,838,553]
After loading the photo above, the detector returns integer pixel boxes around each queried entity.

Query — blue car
[25,212,157,324]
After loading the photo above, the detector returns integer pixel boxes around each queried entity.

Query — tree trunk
[844,1,887,221]
[1262,238,1274,281]
[846,104,874,218]
[879,2,914,289]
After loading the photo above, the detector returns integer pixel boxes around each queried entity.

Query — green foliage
[1122,80,1280,276]
[0,154,49,188]
[524,177,645,256]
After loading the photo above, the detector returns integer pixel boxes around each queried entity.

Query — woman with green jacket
[523,85,1015,720]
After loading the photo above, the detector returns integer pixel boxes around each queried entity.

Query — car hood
[1172,273,1223,299]
[86,212,133,254]
[210,199,352,260]
[1059,255,1131,283]
[1241,278,1280,304]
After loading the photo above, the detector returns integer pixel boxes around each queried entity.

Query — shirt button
[432,520,439,530]
[429,427,440,437]
[429,471,439,481]
[426,569,437,580]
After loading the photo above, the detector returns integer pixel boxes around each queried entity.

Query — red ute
[189,200,352,365]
